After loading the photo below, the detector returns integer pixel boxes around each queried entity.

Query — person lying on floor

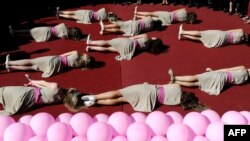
[56,7,108,24]
[85,34,166,61]
[0,74,82,115]
[168,66,250,95]
[5,50,95,78]
[178,24,250,48]
[134,7,197,25]
[99,16,164,36]
[64,82,206,112]
[9,23,84,42]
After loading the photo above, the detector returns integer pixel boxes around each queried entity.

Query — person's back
[141,17,154,31]
[40,86,62,104]
[159,84,182,105]
[54,23,68,38]
[228,29,244,44]
[0,86,36,115]
[30,23,68,42]
[66,52,82,67]
[172,8,187,23]
[108,37,135,60]
[229,69,249,84]
[30,27,51,42]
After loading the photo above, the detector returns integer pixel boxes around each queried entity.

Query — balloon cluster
[0,110,250,141]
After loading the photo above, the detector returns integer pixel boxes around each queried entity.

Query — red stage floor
[1,3,250,120]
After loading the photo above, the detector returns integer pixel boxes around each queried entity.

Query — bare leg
[181,30,201,36]
[182,35,201,41]
[95,90,123,100]
[136,12,155,16]
[60,11,76,15]
[7,59,37,71]
[88,46,118,52]
[104,23,120,29]
[58,14,76,20]
[175,75,198,82]
[175,81,199,87]
[88,40,110,46]
[8,59,33,66]
[104,28,123,33]
[135,15,148,19]
[96,97,127,105]
[8,65,36,71]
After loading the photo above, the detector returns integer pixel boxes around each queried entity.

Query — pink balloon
[0,115,15,138]
[71,136,87,141]
[70,112,93,136]
[201,109,220,123]
[193,136,209,141]
[4,123,33,141]
[167,123,195,141]
[130,112,146,123]
[221,111,247,124]
[240,111,250,123]
[112,136,128,141]
[127,122,151,141]
[19,115,33,126]
[56,113,73,124]
[151,136,168,141]
[166,111,183,123]
[28,136,48,141]
[146,111,172,136]
[183,112,210,136]
[87,122,112,141]
[93,113,109,123]
[30,112,55,136]
[108,112,131,136]
[47,122,73,141]
[205,121,224,141]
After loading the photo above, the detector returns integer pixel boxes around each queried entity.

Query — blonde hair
[63,88,88,112]
[80,54,95,70]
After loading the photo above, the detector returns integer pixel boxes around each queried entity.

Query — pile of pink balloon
[0,110,250,141]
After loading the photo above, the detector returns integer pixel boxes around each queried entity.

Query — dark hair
[186,12,197,24]
[180,92,206,111]
[80,54,96,70]
[63,88,89,112]
[152,20,164,31]
[68,27,83,41]
[244,34,250,46]
[146,38,164,54]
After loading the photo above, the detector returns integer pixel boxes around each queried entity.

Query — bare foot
[168,69,175,83]
[86,46,90,52]
[178,24,183,40]
[86,34,91,45]
[5,54,10,72]
[99,21,104,35]
[25,74,32,81]
[56,7,60,19]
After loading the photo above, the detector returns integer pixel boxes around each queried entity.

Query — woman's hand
[24,82,33,87]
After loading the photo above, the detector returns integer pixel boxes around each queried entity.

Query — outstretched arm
[24,74,58,89]
[206,66,246,72]
[60,50,78,57]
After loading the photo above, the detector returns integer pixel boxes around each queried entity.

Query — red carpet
[1,4,250,120]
